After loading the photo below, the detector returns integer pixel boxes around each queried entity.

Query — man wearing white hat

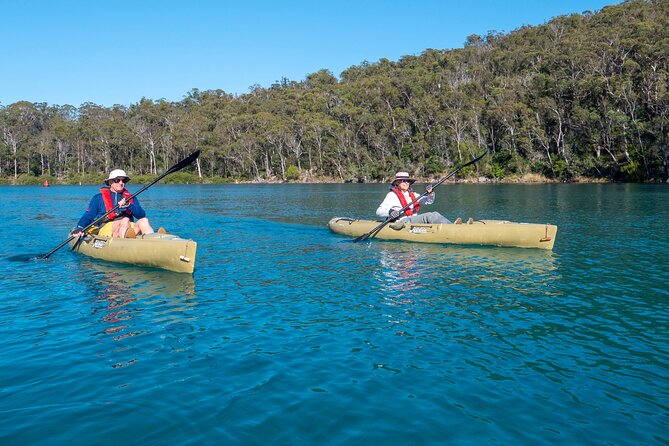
[376,171,459,229]
[71,169,156,238]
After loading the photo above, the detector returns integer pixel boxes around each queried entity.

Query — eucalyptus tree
[260,111,293,180]
[35,104,75,176]
[78,103,116,174]
[128,98,167,175]
[0,101,43,178]
[268,84,308,174]
[46,105,78,177]
[439,89,474,163]
[176,90,217,178]
[212,99,260,180]
[298,76,338,176]
[222,117,261,180]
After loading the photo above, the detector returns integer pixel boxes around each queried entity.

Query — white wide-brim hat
[105,169,131,185]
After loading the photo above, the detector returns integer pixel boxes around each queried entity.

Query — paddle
[35,150,201,260]
[353,149,489,243]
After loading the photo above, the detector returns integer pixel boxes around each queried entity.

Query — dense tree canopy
[1,0,667,184]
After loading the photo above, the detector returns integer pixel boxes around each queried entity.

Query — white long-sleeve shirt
[376,189,435,218]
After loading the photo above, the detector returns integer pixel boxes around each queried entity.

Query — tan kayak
[69,229,197,273]
[328,217,557,250]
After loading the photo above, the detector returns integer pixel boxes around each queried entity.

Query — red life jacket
[100,188,133,221]
[392,187,420,216]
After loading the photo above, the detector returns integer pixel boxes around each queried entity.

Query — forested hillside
[1,0,667,184]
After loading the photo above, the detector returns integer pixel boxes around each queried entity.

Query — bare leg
[112,217,131,238]
[134,218,154,235]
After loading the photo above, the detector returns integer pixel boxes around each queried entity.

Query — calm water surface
[1,183,667,445]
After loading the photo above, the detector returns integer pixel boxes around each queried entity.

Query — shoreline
[3,174,664,186]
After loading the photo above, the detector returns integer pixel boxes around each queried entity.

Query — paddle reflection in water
[74,260,197,368]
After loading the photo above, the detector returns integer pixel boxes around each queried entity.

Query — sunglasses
[398,179,411,183]
[111,177,130,184]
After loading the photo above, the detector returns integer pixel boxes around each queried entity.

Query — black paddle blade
[353,220,387,243]
[353,234,369,243]
[168,150,200,174]
[8,254,47,262]
[35,235,76,260]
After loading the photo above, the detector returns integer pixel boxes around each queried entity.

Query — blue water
[1,183,667,445]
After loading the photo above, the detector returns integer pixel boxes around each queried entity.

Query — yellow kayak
[328,217,557,250]
[69,228,197,273]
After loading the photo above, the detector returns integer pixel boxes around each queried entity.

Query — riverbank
[0,172,636,186]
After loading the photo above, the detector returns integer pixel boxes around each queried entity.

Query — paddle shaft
[354,150,489,243]
[36,150,200,259]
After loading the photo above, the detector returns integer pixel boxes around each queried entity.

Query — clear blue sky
[1,0,621,107]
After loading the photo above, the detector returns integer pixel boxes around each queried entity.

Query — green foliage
[620,159,645,182]
[362,162,390,182]
[170,172,204,184]
[552,159,572,181]
[425,157,445,176]
[286,165,300,181]
[457,164,480,178]
[532,161,554,179]
[490,149,529,178]
[205,175,237,184]
[64,173,106,185]
[137,172,203,184]
[490,163,506,179]
[14,174,40,185]
[5,174,58,186]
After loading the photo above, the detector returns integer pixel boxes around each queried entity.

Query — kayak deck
[69,232,197,273]
[328,217,557,250]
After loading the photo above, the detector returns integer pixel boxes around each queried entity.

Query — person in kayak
[376,171,470,229]
[71,169,156,238]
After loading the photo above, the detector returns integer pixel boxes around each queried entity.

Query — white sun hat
[105,169,131,185]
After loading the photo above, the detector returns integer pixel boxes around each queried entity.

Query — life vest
[100,188,133,221]
[392,187,420,216]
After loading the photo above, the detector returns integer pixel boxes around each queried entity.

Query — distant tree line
[1,0,667,184]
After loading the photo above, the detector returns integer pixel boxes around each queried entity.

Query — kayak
[328,217,557,250]
[69,229,197,273]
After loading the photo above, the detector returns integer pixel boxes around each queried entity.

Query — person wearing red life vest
[71,169,155,238]
[375,171,457,229]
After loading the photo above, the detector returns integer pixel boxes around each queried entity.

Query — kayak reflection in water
[376,171,465,229]
[71,169,156,239]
